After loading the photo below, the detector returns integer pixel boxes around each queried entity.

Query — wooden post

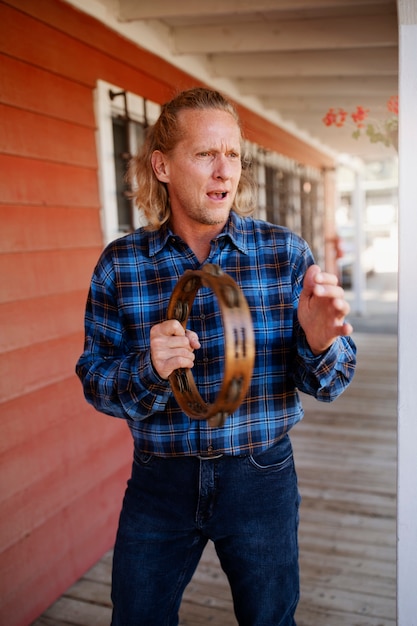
[397,1,417,623]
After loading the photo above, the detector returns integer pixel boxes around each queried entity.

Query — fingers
[303,266,341,300]
[303,264,322,295]
[300,266,353,354]
[150,320,200,380]
[185,328,201,350]
[340,320,354,336]
[317,289,352,333]
[157,319,186,338]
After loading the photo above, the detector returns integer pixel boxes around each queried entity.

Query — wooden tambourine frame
[166,264,255,427]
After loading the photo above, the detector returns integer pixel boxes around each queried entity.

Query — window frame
[94,79,160,244]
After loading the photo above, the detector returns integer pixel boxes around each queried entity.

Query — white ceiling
[95,0,399,163]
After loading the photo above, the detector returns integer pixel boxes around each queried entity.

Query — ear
[151,150,170,183]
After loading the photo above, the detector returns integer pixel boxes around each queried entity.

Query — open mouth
[208,191,228,200]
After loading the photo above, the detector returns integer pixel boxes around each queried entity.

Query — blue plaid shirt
[76,212,356,457]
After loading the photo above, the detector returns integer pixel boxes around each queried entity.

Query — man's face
[152,108,242,229]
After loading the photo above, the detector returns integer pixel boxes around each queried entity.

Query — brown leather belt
[167,264,255,428]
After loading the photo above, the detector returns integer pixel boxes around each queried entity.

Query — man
[76,87,356,625]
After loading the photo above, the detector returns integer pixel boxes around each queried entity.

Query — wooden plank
[82,550,113,583]
[3,0,194,95]
[0,333,83,401]
[0,54,95,127]
[0,205,102,253]
[0,103,97,167]
[0,292,88,351]
[1,469,130,626]
[299,520,396,555]
[0,378,97,454]
[299,551,395,585]
[0,417,131,549]
[0,407,131,507]
[299,562,395,598]
[298,583,395,618]
[68,579,112,605]
[0,423,132,520]
[0,383,77,456]
[295,604,396,626]
[30,596,113,626]
[179,602,237,626]
[0,248,101,304]
[0,155,99,207]
[0,2,171,100]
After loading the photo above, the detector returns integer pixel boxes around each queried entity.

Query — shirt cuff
[297,333,338,368]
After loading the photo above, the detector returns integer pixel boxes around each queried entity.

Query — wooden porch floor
[33,331,397,626]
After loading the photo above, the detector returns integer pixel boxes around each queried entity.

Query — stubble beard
[192,201,233,227]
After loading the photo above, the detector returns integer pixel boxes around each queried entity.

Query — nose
[213,154,231,180]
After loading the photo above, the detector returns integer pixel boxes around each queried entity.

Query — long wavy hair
[129,87,257,230]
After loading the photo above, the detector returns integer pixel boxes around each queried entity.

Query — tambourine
[166,264,255,427]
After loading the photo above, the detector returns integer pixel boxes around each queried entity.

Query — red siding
[0,55,95,126]
[0,206,102,254]
[0,1,335,624]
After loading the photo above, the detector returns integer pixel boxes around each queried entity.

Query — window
[253,148,302,233]
[249,146,325,262]
[95,80,160,243]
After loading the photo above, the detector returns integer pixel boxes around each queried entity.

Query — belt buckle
[196,453,224,460]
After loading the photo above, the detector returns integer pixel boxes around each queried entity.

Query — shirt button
[200,314,205,320]
[207,445,214,453]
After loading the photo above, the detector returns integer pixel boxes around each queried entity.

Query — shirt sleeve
[75,254,171,421]
[288,232,357,401]
[293,330,357,401]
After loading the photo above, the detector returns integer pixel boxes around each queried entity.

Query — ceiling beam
[238,76,398,97]
[118,0,395,20]
[171,15,397,54]
[210,47,398,78]
[261,95,392,113]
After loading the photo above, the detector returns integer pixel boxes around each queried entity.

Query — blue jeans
[111,435,300,626]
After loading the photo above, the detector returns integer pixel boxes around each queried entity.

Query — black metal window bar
[109,90,148,233]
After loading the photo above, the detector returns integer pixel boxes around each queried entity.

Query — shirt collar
[147,211,249,257]
[148,223,171,257]
[220,212,248,254]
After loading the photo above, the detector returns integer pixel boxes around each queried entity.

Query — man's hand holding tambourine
[150,320,200,380]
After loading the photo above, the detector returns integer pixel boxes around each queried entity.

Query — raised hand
[297,265,353,355]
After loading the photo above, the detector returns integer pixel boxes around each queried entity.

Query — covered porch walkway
[33,273,398,626]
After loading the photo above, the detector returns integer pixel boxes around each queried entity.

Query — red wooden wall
[0,1,335,624]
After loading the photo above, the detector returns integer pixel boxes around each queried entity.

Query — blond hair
[129,87,256,230]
